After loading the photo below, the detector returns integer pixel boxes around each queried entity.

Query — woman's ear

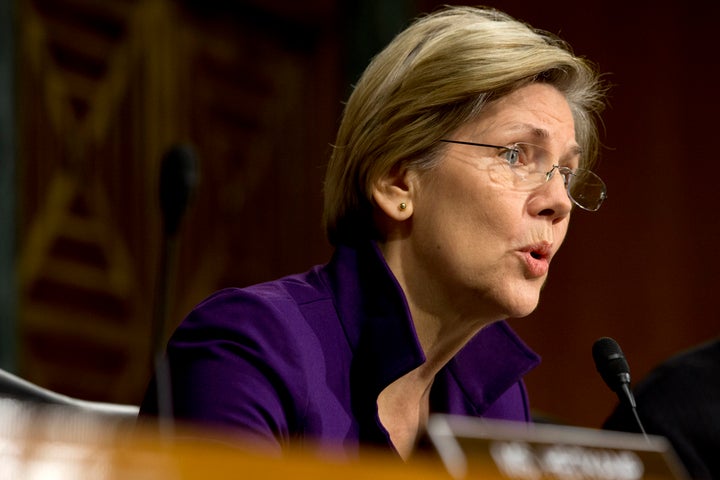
[372,166,416,221]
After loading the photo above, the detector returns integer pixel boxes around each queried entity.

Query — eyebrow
[509,124,583,157]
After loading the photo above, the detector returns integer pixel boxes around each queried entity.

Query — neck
[413,306,488,376]
[377,367,434,460]
[377,238,496,375]
[374,237,498,458]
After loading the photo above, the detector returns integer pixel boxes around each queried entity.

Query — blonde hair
[324,6,606,246]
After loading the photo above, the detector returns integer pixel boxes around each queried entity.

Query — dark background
[3,0,718,429]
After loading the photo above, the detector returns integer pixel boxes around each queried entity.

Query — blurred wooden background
[3,0,719,428]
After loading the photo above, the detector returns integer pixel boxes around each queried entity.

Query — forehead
[457,83,578,149]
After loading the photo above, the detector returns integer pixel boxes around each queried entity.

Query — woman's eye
[502,148,521,166]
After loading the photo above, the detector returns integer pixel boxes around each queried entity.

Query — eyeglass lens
[513,143,605,211]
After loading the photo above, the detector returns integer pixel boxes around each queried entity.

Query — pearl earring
[399,202,407,211]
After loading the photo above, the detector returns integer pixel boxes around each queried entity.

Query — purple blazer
[141,241,540,456]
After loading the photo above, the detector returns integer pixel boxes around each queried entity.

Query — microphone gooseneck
[153,144,199,435]
[592,337,648,439]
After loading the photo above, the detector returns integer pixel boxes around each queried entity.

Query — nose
[528,169,572,223]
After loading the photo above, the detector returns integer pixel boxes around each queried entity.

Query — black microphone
[592,337,648,438]
[153,144,199,434]
[159,144,199,237]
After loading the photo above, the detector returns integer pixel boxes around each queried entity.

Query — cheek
[426,173,521,228]
[414,162,530,244]
[474,187,530,231]
[554,219,570,249]
[427,192,525,259]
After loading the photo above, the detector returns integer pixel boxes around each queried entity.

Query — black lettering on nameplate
[421,415,689,480]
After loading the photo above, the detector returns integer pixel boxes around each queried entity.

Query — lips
[526,242,551,260]
[519,242,552,278]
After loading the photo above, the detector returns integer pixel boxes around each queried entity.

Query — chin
[505,308,537,320]
[503,294,541,319]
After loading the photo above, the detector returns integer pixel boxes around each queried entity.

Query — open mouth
[521,245,551,277]
[524,243,552,262]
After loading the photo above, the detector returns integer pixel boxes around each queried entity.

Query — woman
[141,5,607,459]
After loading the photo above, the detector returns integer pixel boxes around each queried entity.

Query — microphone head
[159,144,199,236]
[592,336,631,393]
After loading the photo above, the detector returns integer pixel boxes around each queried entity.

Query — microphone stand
[151,144,198,437]
[151,229,177,436]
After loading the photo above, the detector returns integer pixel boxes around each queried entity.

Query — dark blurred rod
[152,144,199,434]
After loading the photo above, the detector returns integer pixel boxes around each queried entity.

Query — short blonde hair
[324,6,606,246]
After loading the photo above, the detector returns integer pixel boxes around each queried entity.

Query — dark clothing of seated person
[141,5,609,460]
[603,339,720,480]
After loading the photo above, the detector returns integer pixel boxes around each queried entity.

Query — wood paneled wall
[16,0,340,403]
